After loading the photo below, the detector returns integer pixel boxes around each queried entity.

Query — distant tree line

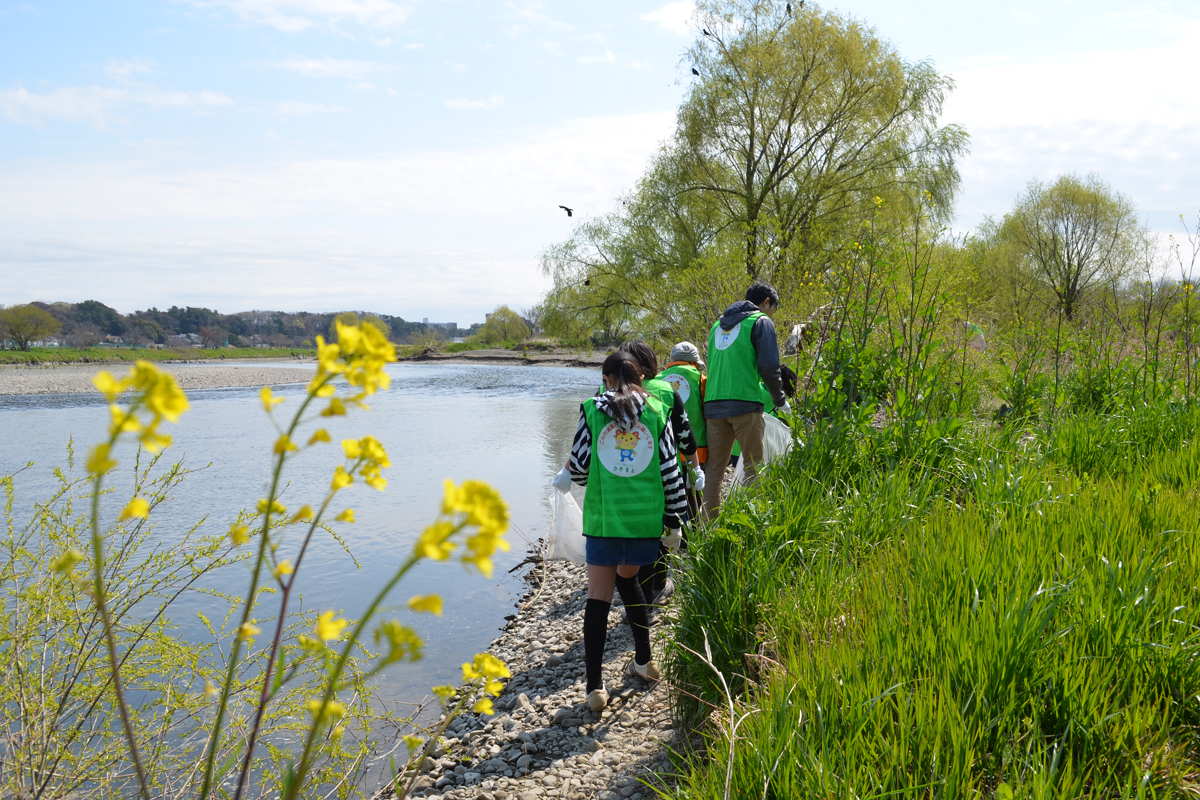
[0,300,483,349]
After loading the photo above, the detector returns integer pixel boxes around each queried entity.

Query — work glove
[688,466,706,492]
[552,467,573,493]
[661,528,683,550]
[777,401,792,416]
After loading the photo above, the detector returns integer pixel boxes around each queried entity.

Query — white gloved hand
[553,467,573,493]
[690,467,706,492]
[777,401,792,416]
[661,528,683,550]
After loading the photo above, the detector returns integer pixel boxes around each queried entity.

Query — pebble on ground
[386,560,684,800]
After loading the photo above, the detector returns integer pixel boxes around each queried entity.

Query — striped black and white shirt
[566,391,690,529]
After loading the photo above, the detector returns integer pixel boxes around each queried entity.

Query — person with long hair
[561,350,689,711]
[617,340,699,606]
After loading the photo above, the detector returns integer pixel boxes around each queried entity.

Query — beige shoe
[587,687,609,711]
[627,658,661,681]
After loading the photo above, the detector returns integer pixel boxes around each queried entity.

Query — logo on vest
[662,373,691,403]
[596,421,654,477]
[714,323,740,351]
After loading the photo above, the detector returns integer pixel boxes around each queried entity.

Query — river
[0,362,597,708]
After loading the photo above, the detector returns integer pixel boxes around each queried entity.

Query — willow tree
[541,0,968,345]
[998,173,1138,321]
[682,0,967,279]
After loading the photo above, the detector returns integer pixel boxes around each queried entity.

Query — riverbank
[391,559,686,800]
[0,362,313,395]
[400,350,607,368]
[0,346,312,365]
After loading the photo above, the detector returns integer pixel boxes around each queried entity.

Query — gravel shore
[0,363,313,396]
[389,559,686,800]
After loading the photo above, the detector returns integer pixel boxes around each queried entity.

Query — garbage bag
[731,414,796,486]
[546,489,587,563]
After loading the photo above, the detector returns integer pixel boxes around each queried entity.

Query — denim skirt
[584,536,660,567]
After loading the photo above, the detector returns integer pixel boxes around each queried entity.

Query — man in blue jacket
[702,282,790,517]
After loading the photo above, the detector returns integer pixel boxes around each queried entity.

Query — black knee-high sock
[583,598,610,693]
[614,574,652,666]
[637,564,657,604]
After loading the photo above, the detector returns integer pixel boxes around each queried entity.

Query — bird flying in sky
[559,205,574,217]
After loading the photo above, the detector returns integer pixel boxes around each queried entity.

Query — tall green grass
[668,402,1200,798]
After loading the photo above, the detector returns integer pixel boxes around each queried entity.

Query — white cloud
[0,111,676,317]
[268,55,387,78]
[0,85,232,129]
[402,42,423,49]
[273,101,345,115]
[104,58,153,82]
[186,0,413,33]
[943,22,1200,230]
[0,86,127,129]
[444,94,504,110]
[641,0,694,35]
[576,49,616,65]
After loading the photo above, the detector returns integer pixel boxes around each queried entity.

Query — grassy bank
[669,401,1200,798]
[0,346,313,364]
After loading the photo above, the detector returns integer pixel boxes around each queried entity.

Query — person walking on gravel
[702,282,790,518]
[554,351,689,711]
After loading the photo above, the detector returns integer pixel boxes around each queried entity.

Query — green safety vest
[706,312,766,410]
[658,364,706,448]
[582,395,668,539]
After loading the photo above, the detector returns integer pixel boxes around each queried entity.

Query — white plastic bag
[546,489,587,563]
[731,414,796,485]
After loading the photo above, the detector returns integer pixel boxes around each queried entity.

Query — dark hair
[617,340,659,378]
[601,351,647,425]
[746,282,779,308]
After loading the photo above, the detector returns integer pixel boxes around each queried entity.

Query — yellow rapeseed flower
[472,697,495,716]
[290,504,314,523]
[129,360,189,424]
[93,370,129,401]
[273,435,298,454]
[375,620,424,664]
[407,594,444,615]
[414,520,456,561]
[109,404,141,435]
[321,397,347,417]
[431,684,455,703]
[308,429,331,445]
[342,439,361,459]
[403,735,424,753]
[256,498,286,516]
[237,622,261,641]
[229,524,250,545]
[335,508,355,523]
[307,698,346,724]
[331,466,353,491]
[86,443,118,475]
[259,386,284,412]
[119,497,150,520]
[50,547,85,574]
[443,480,510,576]
[273,559,294,579]
[316,610,349,641]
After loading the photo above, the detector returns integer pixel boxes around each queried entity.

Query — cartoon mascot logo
[597,421,653,477]
[613,429,640,462]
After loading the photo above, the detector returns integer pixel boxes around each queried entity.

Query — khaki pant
[702,411,764,518]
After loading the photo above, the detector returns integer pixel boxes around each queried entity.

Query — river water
[0,362,597,708]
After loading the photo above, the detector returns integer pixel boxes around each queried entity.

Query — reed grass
[668,401,1200,798]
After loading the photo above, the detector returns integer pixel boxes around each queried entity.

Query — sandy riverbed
[0,363,313,396]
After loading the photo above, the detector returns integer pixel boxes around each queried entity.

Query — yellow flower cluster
[307,697,346,725]
[413,480,510,576]
[461,653,511,715]
[445,480,510,576]
[88,361,190,474]
[375,619,424,664]
[342,436,391,490]
[307,320,397,409]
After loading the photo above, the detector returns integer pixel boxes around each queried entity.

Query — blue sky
[2,0,1199,323]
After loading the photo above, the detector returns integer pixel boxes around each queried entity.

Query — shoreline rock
[387,559,685,800]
